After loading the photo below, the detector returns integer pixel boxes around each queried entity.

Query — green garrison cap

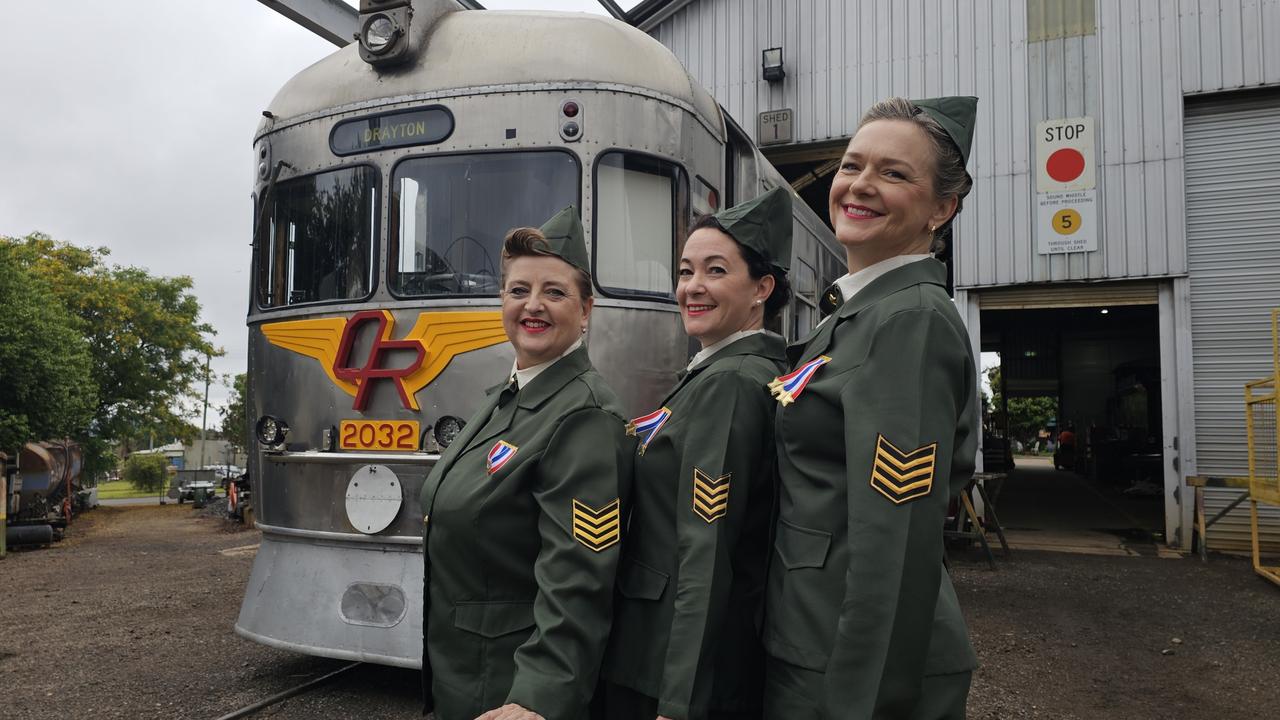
[712,186,793,272]
[911,96,978,167]
[537,205,590,275]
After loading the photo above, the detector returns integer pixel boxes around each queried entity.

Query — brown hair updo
[500,227,593,299]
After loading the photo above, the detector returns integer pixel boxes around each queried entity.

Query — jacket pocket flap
[775,519,831,570]
[617,559,669,600]
[453,601,535,638]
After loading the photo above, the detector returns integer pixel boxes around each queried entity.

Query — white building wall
[647,0,1280,289]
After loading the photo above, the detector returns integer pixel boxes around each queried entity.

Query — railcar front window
[256,166,377,308]
[390,151,580,297]
[594,152,684,300]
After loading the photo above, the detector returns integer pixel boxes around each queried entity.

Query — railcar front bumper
[235,529,423,669]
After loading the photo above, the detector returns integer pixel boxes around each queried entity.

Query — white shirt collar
[512,338,583,389]
[833,254,932,305]
[687,329,765,370]
[815,255,931,328]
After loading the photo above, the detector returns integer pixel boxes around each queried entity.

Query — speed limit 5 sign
[1037,189,1097,254]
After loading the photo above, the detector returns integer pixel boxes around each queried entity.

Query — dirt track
[2,505,1278,719]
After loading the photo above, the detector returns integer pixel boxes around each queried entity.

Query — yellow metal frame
[1244,308,1280,587]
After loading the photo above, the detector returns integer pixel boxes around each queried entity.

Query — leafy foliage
[0,245,98,452]
[985,365,1059,448]
[122,452,170,493]
[0,233,219,475]
[219,373,249,455]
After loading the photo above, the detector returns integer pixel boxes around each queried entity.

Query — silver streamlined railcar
[236,0,842,669]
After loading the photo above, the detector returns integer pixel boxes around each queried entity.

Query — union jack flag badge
[769,356,832,406]
[486,440,518,475]
[626,407,672,455]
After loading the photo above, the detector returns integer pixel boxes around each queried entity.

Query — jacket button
[423,514,429,524]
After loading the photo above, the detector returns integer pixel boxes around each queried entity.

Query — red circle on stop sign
[1046,148,1086,183]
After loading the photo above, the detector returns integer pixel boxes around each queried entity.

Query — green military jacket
[419,346,633,720]
[604,332,786,719]
[764,259,979,718]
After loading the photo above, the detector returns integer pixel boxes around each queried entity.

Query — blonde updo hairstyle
[500,227,593,300]
[857,97,973,253]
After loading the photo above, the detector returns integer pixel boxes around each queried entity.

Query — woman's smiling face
[501,255,592,369]
[829,119,956,270]
[676,227,772,348]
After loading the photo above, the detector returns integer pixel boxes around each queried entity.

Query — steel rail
[214,661,362,720]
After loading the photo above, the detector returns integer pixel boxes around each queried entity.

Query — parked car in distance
[177,478,218,504]
[201,465,245,480]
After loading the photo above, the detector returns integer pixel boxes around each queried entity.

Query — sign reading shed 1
[758,109,793,146]
[1036,117,1097,255]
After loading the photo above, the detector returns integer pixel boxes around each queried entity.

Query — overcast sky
[0,0,621,420]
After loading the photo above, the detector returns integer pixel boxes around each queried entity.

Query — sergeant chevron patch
[571,498,621,552]
[870,435,937,504]
[692,468,731,523]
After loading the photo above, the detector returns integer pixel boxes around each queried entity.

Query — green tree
[985,365,1059,448]
[0,244,98,453]
[122,452,170,494]
[2,233,219,475]
[220,373,249,455]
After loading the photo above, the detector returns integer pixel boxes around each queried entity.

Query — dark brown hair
[688,215,792,322]
[501,227,592,298]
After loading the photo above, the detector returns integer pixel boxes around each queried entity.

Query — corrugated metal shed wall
[1185,88,1280,553]
[647,0,1280,289]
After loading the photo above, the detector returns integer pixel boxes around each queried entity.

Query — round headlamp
[255,415,289,446]
[362,15,399,55]
[433,416,465,449]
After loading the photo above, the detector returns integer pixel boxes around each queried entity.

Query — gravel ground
[954,548,1280,719]
[2,506,1278,719]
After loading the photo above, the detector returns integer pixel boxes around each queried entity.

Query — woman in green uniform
[763,97,981,720]
[603,187,793,720]
[419,207,632,720]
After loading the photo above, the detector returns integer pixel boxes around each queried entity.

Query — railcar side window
[791,258,818,340]
[255,166,377,308]
[594,152,684,300]
[390,151,580,297]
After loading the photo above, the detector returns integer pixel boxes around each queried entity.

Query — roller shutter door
[1185,89,1280,553]
[978,281,1158,310]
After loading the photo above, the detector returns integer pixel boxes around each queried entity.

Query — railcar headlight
[256,415,289,447]
[362,15,398,54]
[433,416,465,449]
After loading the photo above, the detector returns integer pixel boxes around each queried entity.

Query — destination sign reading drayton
[330,107,454,155]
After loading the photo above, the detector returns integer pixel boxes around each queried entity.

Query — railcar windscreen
[389,151,580,297]
[255,166,378,308]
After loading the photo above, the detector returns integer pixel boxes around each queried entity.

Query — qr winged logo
[261,310,507,411]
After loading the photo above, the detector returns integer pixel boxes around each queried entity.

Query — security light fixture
[762,47,785,82]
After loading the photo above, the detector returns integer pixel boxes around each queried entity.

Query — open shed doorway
[981,304,1165,552]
